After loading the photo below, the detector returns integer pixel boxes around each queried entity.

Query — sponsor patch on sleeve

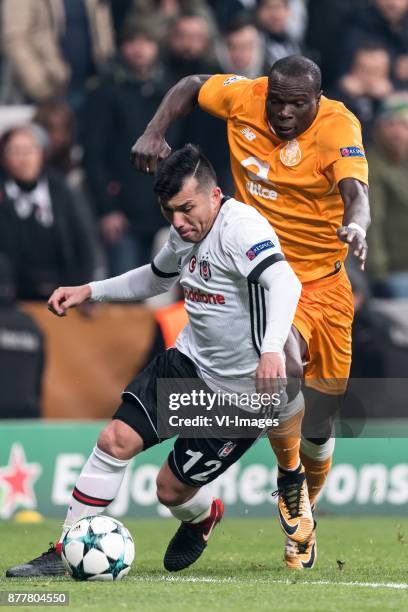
[246,239,274,261]
[340,146,365,158]
[223,75,248,86]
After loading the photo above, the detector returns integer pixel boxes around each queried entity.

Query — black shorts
[113,348,256,487]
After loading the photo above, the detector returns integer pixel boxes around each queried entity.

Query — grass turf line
[1,517,408,611]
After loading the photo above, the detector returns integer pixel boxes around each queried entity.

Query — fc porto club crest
[199,257,211,281]
[280,139,302,167]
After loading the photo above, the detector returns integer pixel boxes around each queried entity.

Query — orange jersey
[198,74,369,282]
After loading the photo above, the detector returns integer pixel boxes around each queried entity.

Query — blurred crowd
[0,0,408,416]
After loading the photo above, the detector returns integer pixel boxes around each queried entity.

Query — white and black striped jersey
[152,197,285,381]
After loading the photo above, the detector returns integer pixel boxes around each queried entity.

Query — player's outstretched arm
[48,264,179,317]
[131,75,211,175]
[337,178,371,271]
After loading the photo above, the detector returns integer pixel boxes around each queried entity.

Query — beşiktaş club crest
[218,441,237,458]
[280,139,302,167]
[199,256,211,281]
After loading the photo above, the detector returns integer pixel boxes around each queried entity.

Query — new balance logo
[241,127,256,142]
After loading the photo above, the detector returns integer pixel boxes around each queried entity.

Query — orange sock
[268,409,303,472]
[300,452,332,506]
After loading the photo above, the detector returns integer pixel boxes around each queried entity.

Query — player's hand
[48,285,92,317]
[256,351,286,399]
[100,212,129,245]
[337,225,367,271]
[130,129,172,174]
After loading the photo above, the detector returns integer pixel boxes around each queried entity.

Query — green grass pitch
[1,517,408,611]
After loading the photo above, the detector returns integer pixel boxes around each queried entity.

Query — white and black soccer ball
[62,516,135,581]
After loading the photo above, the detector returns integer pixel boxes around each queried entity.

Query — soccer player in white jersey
[7,145,312,578]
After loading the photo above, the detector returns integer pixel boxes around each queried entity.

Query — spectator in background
[164,10,232,193]
[119,0,215,45]
[83,19,172,275]
[330,44,393,140]
[210,0,307,41]
[216,13,266,78]
[132,0,210,17]
[255,0,301,71]
[1,0,115,112]
[164,10,219,82]
[209,0,256,30]
[34,102,79,177]
[306,0,368,89]
[0,255,45,419]
[34,101,106,280]
[108,0,135,41]
[366,93,408,297]
[347,254,389,378]
[339,0,408,86]
[284,0,307,45]
[0,125,93,300]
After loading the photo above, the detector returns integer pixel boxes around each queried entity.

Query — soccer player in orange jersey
[131,56,371,569]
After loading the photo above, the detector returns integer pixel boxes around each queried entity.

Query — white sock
[300,437,335,461]
[59,446,130,542]
[168,486,213,523]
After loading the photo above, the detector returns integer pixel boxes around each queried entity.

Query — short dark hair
[353,41,390,58]
[268,55,322,94]
[222,11,256,36]
[154,144,217,203]
[0,124,45,163]
[120,17,159,45]
[169,9,210,31]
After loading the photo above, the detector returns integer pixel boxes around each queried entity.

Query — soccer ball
[61,516,135,581]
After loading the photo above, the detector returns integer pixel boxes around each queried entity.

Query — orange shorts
[293,265,354,395]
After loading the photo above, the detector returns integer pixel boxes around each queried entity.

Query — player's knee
[97,420,142,460]
[156,484,183,507]
[156,473,190,507]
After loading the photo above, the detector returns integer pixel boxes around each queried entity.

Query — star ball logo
[0,444,42,519]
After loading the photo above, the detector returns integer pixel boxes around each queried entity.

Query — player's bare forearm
[131,75,211,174]
[339,178,371,230]
[338,178,371,270]
[145,75,210,135]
